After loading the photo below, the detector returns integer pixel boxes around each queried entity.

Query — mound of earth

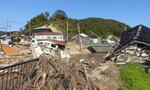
[89,62,121,90]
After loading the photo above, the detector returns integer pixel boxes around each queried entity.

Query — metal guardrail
[0,58,39,90]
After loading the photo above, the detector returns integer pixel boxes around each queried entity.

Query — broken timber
[23,54,100,90]
[0,53,100,90]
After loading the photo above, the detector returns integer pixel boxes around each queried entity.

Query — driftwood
[22,53,100,90]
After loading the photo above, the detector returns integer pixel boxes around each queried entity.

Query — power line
[0,20,21,32]
[0,27,6,30]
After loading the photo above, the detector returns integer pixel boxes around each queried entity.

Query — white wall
[92,39,98,43]
[34,35,64,41]
[0,39,11,45]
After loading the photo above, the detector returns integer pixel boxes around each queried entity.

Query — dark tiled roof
[120,24,150,46]
[26,28,52,35]
[34,32,63,35]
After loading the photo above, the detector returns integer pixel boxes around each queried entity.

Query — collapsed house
[106,24,150,61]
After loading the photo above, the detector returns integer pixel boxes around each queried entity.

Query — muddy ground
[70,53,121,90]
[70,53,107,63]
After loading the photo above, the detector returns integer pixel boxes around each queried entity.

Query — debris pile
[0,45,33,66]
[106,25,150,62]
[22,54,100,90]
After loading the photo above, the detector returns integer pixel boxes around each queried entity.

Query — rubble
[0,45,123,90]
[106,25,150,62]
[0,45,33,66]
[22,54,101,90]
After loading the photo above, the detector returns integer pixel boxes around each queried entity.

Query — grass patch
[120,63,150,90]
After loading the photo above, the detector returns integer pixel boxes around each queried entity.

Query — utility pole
[29,21,31,37]
[66,19,69,44]
[65,18,69,62]
[4,20,12,36]
[77,22,82,51]
[124,26,127,31]
[8,23,11,35]
[6,20,9,35]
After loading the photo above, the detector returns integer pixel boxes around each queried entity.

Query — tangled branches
[23,53,100,90]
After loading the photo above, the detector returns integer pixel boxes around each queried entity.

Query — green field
[120,63,150,90]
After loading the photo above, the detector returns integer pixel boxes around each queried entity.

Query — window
[60,37,62,39]
[52,44,56,47]
[38,42,43,45]
[32,40,35,43]
[47,36,51,39]
[53,36,57,40]
[45,43,50,45]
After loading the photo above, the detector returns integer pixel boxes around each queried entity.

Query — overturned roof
[2,46,20,56]
[120,24,150,48]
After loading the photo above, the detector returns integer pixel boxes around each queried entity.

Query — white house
[31,32,65,49]
[31,32,65,58]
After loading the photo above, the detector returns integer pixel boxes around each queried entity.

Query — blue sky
[0,0,150,31]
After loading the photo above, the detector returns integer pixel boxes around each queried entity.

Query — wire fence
[0,58,39,90]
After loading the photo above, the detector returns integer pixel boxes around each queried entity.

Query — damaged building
[106,24,150,62]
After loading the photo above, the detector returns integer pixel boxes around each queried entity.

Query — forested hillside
[22,10,130,38]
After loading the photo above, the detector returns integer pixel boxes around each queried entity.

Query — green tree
[23,12,49,34]
[44,11,50,19]
[51,10,68,20]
